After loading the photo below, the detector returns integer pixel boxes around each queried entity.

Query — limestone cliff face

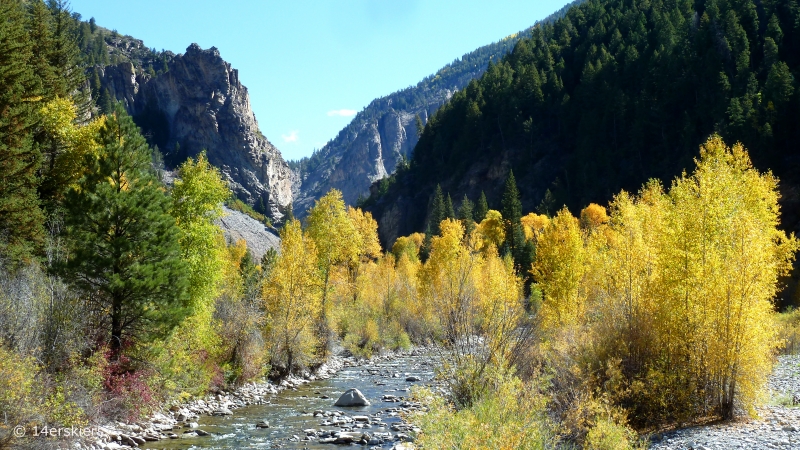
[293,99,447,216]
[94,44,295,221]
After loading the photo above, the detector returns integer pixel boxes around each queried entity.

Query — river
[141,352,436,449]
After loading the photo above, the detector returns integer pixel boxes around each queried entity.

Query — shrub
[412,371,555,450]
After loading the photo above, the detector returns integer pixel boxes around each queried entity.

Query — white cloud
[327,109,357,117]
[281,130,299,143]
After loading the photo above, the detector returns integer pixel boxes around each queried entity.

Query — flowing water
[142,353,436,449]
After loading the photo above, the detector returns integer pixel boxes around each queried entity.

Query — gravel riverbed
[72,348,432,450]
[650,355,800,450]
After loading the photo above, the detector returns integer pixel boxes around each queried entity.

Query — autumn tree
[532,207,585,331]
[150,152,230,393]
[262,219,321,373]
[476,210,505,251]
[306,189,358,352]
[656,136,796,419]
[391,233,424,263]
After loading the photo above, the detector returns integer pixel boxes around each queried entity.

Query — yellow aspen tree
[395,250,425,340]
[38,97,105,196]
[262,219,322,373]
[586,186,663,382]
[520,212,549,242]
[476,209,506,251]
[152,153,230,394]
[345,206,382,304]
[306,189,360,351]
[475,246,526,367]
[532,207,586,331]
[579,203,609,232]
[662,136,797,418]
[420,219,480,346]
[392,233,424,263]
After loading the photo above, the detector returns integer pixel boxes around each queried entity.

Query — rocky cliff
[291,0,586,218]
[292,97,448,215]
[92,44,295,221]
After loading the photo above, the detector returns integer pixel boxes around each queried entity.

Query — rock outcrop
[93,44,295,221]
[292,101,444,216]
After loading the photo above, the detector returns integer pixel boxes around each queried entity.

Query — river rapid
[139,351,436,449]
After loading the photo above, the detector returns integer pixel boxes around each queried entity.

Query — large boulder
[334,388,370,407]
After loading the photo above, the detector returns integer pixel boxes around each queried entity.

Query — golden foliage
[532,207,586,331]
[476,209,506,251]
[580,203,609,231]
[391,232,424,263]
[263,219,322,372]
[38,97,106,194]
[542,135,797,426]
[520,212,549,241]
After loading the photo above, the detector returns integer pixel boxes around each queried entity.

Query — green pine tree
[429,184,446,236]
[501,170,523,260]
[444,193,455,220]
[58,105,189,355]
[0,0,45,264]
[415,114,424,137]
[458,194,475,237]
[537,189,556,216]
[501,170,522,224]
[474,190,489,223]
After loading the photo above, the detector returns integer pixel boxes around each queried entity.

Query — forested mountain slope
[368,0,800,263]
[291,0,586,217]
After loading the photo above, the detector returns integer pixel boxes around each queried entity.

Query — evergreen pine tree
[414,114,424,137]
[58,105,189,355]
[474,190,489,223]
[420,223,432,262]
[444,193,455,220]
[458,194,475,237]
[537,189,556,216]
[429,184,445,236]
[45,0,88,108]
[502,170,530,271]
[0,0,46,264]
[26,0,56,97]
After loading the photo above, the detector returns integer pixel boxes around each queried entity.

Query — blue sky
[70,0,572,161]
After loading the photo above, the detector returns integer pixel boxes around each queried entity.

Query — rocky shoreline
[649,355,800,450]
[74,349,429,450]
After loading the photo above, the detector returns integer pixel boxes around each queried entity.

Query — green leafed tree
[58,105,189,355]
[171,152,230,305]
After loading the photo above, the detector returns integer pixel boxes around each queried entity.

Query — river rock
[405,376,421,382]
[255,420,270,428]
[334,388,370,407]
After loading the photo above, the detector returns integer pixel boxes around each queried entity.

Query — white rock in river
[334,388,371,407]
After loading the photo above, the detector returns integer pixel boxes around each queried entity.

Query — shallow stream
[142,353,436,449]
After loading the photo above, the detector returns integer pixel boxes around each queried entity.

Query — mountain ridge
[291,0,587,218]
